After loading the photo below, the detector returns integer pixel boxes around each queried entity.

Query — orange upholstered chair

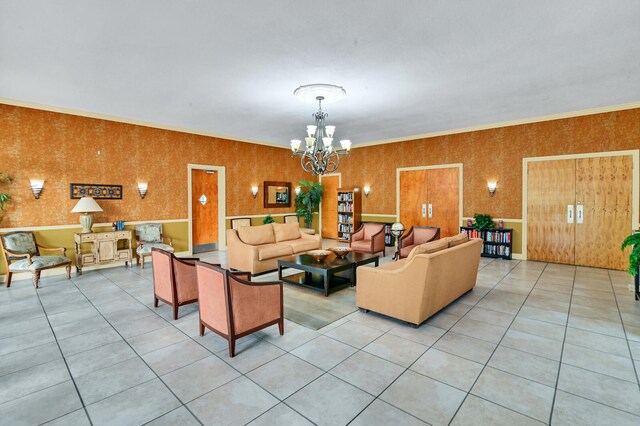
[350,223,386,256]
[151,248,200,320]
[398,226,441,259]
[195,262,283,357]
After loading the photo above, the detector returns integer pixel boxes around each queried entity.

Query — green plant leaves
[621,232,640,275]
[472,214,495,231]
[294,180,323,228]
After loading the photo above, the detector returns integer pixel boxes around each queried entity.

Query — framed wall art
[70,183,122,200]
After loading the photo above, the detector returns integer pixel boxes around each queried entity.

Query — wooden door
[399,169,429,228]
[192,170,218,251]
[320,175,339,239]
[427,168,459,237]
[575,156,632,270]
[527,160,576,264]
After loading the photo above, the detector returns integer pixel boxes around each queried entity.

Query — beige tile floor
[1,242,640,425]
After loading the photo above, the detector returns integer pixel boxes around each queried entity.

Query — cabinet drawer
[82,254,96,265]
[116,232,130,239]
[97,233,114,240]
[79,234,96,242]
[117,250,131,260]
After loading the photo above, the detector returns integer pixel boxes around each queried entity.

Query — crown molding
[0,97,288,150]
[353,102,640,149]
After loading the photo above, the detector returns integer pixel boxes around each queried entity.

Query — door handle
[576,202,584,224]
[567,205,574,224]
[422,204,427,218]
[428,203,433,218]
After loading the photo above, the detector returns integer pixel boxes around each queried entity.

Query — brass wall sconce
[138,183,148,199]
[29,179,44,199]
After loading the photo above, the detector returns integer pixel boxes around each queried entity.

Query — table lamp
[71,197,103,233]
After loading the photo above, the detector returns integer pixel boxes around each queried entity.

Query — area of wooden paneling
[399,170,429,228]
[527,160,576,264]
[427,167,460,237]
[191,170,218,246]
[575,156,632,270]
[320,175,339,239]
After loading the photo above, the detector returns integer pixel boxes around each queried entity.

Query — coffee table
[278,252,379,296]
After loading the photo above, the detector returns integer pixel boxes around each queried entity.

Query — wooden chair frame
[151,248,200,320]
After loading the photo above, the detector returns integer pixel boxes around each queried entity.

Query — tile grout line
[608,269,640,391]
[31,283,95,426]
[546,265,577,425]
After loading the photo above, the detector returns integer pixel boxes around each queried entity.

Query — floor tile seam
[564,324,628,344]
[467,394,549,425]
[0,324,54,344]
[608,270,640,391]
[506,325,566,343]
[0,349,63,379]
[450,262,555,424]
[32,282,95,426]
[496,341,560,363]
[140,405,204,426]
[0,371,72,407]
[80,376,158,408]
[569,311,624,326]
[557,361,640,390]
[52,323,114,343]
[553,387,640,420]
[481,362,557,389]
[547,264,578,425]
[69,276,205,424]
[404,364,480,394]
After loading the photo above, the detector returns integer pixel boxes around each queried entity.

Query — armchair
[398,226,441,259]
[1,231,72,288]
[195,262,283,357]
[350,223,386,256]
[135,223,173,269]
[151,248,200,320]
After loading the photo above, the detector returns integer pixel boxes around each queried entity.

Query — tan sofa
[356,234,483,326]
[227,222,321,274]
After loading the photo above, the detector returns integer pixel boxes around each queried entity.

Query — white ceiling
[1,1,639,148]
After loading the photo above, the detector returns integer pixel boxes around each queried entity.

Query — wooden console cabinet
[74,231,132,274]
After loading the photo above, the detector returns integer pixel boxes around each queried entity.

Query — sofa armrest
[351,224,365,242]
[372,227,386,252]
[399,229,414,248]
[226,229,260,273]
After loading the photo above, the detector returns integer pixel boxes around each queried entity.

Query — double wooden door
[527,155,632,270]
[399,167,460,237]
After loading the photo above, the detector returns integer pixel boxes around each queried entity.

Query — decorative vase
[467,219,473,227]
[498,219,504,229]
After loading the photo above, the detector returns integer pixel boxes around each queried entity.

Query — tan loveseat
[356,233,482,326]
[227,222,321,274]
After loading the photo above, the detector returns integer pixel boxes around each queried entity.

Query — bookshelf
[460,226,513,260]
[337,188,361,242]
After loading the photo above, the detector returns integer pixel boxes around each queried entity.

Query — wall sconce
[487,182,497,197]
[363,185,371,198]
[30,179,44,199]
[138,183,148,199]
[251,186,259,198]
[295,186,301,196]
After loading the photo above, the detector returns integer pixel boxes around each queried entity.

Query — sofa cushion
[448,232,469,247]
[273,222,301,242]
[407,238,449,260]
[238,224,275,245]
[257,243,293,261]
[277,238,320,253]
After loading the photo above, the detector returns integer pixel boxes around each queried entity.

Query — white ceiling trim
[352,101,640,149]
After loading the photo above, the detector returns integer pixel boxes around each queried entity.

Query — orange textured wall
[0,105,309,227]
[341,109,640,218]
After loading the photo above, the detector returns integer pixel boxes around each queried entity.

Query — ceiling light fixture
[290,84,351,176]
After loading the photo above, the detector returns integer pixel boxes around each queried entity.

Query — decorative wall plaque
[70,183,122,200]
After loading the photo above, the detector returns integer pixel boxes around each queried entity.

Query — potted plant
[263,214,275,224]
[622,231,640,300]
[294,180,323,229]
[472,213,495,231]
[0,173,12,224]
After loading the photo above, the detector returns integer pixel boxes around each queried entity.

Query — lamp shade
[71,197,103,213]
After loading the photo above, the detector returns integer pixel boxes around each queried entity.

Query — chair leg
[140,255,145,269]
[66,264,71,280]
[382,248,385,256]
[278,318,284,335]
[154,296,159,308]
[32,271,41,289]
[173,305,179,320]
[228,338,236,358]
[199,322,205,336]
[5,272,12,288]
[136,254,140,266]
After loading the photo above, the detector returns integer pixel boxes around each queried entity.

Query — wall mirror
[264,181,291,208]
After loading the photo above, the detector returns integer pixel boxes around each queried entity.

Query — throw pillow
[273,222,301,242]
[237,224,276,245]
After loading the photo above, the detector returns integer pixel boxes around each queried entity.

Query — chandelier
[290,84,351,175]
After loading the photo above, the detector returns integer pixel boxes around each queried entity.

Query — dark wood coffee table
[278,252,379,296]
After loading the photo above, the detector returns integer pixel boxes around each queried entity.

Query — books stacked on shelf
[338,203,353,212]
[485,231,511,243]
[338,224,354,233]
[338,213,353,223]
[484,245,510,257]
[337,192,353,202]
[339,232,351,241]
